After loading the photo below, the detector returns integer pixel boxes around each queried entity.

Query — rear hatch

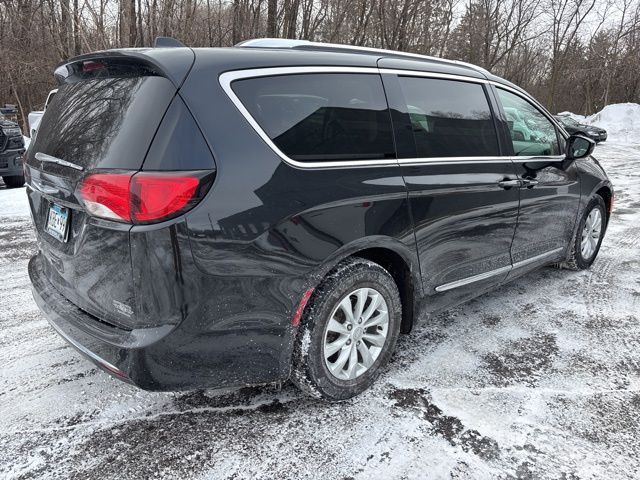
[25,50,195,329]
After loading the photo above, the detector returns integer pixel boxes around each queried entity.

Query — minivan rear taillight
[78,171,213,224]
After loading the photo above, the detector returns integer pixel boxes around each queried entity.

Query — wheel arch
[594,185,613,224]
[311,237,421,334]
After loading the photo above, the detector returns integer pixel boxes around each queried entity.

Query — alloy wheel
[323,288,389,381]
[581,207,602,260]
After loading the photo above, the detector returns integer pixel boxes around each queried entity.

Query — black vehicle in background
[26,39,613,400]
[0,110,26,188]
[555,115,608,143]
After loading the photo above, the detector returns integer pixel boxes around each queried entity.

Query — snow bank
[587,103,640,143]
[559,103,640,144]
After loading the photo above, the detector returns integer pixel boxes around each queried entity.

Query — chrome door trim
[510,155,566,163]
[399,156,513,166]
[434,247,564,292]
[35,152,84,171]
[435,265,512,292]
[511,247,564,269]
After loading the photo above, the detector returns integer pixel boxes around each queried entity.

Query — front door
[493,87,581,275]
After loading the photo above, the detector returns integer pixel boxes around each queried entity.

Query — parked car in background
[555,115,607,143]
[1,104,19,123]
[28,89,58,138]
[26,39,612,400]
[0,111,26,188]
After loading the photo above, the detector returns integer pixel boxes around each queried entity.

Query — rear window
[232,73,395,162]
[30,76,176,175]
[397,77,499,158]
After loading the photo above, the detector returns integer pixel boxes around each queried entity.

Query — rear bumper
[28,252,291,391]
[0,148,24,176]
[29,253,171,387]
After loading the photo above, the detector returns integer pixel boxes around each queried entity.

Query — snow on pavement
[1,141,640,479]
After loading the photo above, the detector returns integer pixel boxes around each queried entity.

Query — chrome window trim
[400,156,511,166]
[435,247,564,292]
[219,66,566,169]
[219,66,394,170]
[510,155,566,163]
[380,68,488,84]
[491,83,569,141]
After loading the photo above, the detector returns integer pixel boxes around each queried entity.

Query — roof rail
[236,38,490,76]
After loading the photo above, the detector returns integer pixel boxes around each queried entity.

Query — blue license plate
[46,204,69,242]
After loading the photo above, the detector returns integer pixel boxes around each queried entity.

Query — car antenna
[154,37,186,48]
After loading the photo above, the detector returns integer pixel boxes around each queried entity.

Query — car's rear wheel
[292,257,402,401]
[561,196,606,270]
[2,175,25,189]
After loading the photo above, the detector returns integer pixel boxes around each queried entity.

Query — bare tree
[1,0,639,133]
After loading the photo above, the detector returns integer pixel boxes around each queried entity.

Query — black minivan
[26,39,613,400]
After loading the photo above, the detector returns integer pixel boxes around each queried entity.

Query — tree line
[1,0,639,132]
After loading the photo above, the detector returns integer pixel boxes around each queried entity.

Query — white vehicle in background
[28,88,57,138]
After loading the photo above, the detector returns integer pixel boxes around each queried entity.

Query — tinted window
[232,74,395,161]
[31,76,176,175]
[397,77,499,157]
[497,89,560,156]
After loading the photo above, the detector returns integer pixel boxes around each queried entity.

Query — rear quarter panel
[179,53,418,383]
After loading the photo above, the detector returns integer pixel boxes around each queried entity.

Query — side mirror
[566,134,595,160]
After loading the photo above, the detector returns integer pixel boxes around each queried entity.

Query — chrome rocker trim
[435,247,564,292]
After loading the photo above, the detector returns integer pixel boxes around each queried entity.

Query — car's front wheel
[292,257,402,401]
[562,195,607,270]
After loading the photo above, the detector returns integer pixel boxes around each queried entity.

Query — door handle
[498,179,522,189]
[520,179,539,188]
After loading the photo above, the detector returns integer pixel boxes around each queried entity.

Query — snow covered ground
[1,140,640,479]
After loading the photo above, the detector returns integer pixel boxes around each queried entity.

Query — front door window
[497,89,560,157]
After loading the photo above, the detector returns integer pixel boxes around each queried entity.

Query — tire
[292,257,402,401]
[561,195,607,270]
[2,175,25,189]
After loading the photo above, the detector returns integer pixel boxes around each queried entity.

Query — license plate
[46,204,70,242]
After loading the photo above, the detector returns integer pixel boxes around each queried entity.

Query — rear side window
[496,88,560,156]
[232,73,395,161]
[397,77,499,157]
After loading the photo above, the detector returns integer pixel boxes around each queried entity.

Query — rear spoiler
[54,45,194,88]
